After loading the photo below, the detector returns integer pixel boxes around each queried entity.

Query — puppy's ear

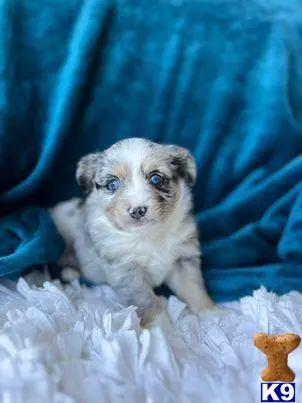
[76,152,103,194]
[167,145,197,186]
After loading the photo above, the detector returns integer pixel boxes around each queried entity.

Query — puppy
[50,138,214,327]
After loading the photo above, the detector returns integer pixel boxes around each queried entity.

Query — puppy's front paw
[190,295,217,313]
[61,267,80,282]
[142,311,174,334]
[188,295,226,315]
[194,301,226,315]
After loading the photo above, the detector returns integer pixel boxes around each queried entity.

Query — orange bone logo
[254,333,301,382]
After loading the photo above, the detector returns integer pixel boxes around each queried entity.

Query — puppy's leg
[105,266,168,328]
[49,198,81,248]
[165,257,215,313]
[49,198,81,273]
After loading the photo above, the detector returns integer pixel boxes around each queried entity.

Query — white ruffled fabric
[0,272,301,403]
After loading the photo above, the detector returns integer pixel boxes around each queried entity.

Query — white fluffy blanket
[0,273,301,403]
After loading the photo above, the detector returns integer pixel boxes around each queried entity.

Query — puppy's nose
[129,206,147,220]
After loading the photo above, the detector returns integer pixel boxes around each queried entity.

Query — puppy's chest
[135,240,176,286]
[108,235,178,286]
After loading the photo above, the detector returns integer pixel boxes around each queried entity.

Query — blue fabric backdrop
[0,0,301,301]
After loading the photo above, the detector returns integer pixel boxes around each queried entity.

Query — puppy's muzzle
[128,206,147,220]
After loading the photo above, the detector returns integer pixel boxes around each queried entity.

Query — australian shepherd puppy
[50,138,215,328]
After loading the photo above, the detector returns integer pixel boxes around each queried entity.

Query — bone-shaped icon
[254,333,301,382]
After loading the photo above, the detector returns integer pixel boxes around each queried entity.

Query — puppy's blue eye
[106,178,120,192]
[150,174,163,186]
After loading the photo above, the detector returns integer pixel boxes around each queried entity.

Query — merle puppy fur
[50,138,214,327]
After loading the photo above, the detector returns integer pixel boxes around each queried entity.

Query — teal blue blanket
[0,0,302,301]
